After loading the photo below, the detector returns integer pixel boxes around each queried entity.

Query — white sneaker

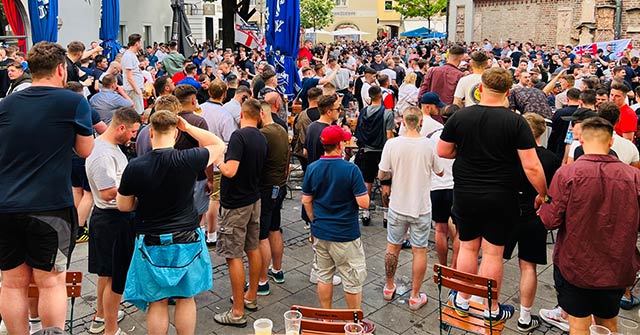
[309,269,342,285]
[89,310,126,334]
[29,319,42,334]
[539,306,569,332]
[0,320,8,335]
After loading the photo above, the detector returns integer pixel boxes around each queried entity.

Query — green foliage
[300,0,335,30]
[392,0,447,19]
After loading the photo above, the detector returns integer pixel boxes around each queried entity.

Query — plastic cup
[344,322,364,335]
[619,319,638,335]
[283,310,302,335]
[590,325,611,335]
[253,318,273,335]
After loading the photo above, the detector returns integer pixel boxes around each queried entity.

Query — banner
[28,0,58,44]
[265,0,301,100]
[573,39,632,59]
[99,0,121,63]
[234,15,263,49]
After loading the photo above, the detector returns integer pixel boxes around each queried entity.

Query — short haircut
[154,75,172,94]
[262,69,277,81]
[173,84,197,104]
[596,88,609,96]
[449,45,465,56]
[612,66,625,75]
[7,61,22,70]
[154,95,182,114]
[208,79,228,100]
[523,113,547,138]
[581,77,596,90]
[221,59,233,67]
[95,55,107,64]
[317,94,338,115]
[368,85,382,99]
[442,104,460,122]
[563,74,575,87]
[580,89,597,106]
[403,106,422,130]
[185,63,197,74]
[580,117,614,143]
[611,81,630,93]
[27,42,67,80]
[169,41,178,49]
[597,102,621,125]
[470,51,488,67]
[102,74,117,88]
[150,110,178,133]
[301,66,313,75]
[566,88,581,101]
[377,74,389,87]
[307,87,323,101]
[198,74,209,83]
[65,81,84,93]
[111,107,142,126]
[67,41,85,55]
[227,75,238,86]
[128,33,142,47]
[235,85,251,96]
[481,68,513,93]
[242,98,262,120]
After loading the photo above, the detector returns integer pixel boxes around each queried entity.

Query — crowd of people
[0,31,639,335]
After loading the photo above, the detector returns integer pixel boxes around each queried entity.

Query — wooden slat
[28,271,82,298]
[434,264,497,287]
[433,274,498,298]
[291,305,362,334]
[441,303,504,335]
[433,265,498,299]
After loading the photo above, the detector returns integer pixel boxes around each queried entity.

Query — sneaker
[243,282,270,296]
[409,293,428,311]
[29,319,42,335]
[401,240,411,249]
[360,216,371,226]
[539,306,570,332]
[229,295,259,311]
[620,294,640,310]
[304,222,310,230]
[168,297,176,305]
[383,284,396,301]
[268,269,285,284]
[88,311,125,334]
[0,321,6,335]
[76,226,89,243]
[113,329,128,335]
[214,310,247,328]
[517,315,541,332]
[309,269,342,285]
[447,290,469,317]
[383,218,388,228]
[483,303,515,326]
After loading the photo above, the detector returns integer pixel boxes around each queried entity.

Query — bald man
[264,91,288,130]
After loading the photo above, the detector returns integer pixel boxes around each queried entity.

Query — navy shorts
[259,186,287,240]
[451,191,519,246]
[71,157,91,192]
[431,189,453,223]
[503,214,547,264]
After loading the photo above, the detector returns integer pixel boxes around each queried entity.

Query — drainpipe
[615,0,622,39]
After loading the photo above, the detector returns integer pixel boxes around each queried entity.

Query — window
[144,25,152,46]
[335,0,347,7]
[384,0,393,10]
[118,25,126,45]
[164,26,171,43]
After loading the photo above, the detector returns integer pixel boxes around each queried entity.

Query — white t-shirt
[398,114,443,137]
[121,50,144,91]
[378,136,443,218]
[380,68,397,82]
[85,139,128,210]
[568,140,580,159]
[453,73,482,107]
[612,134,640,164]
[427,129,454,190]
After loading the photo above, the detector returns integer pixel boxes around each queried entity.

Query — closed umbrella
[171,0,195,57]
[28,0,58,44]
[99,0,121,63]
[265,0,301,100]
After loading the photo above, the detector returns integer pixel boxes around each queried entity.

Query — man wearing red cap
[301,125,370,310]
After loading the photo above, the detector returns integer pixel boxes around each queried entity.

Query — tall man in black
[213,98,268,327]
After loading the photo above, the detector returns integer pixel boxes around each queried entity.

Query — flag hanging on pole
[235,15,263,49]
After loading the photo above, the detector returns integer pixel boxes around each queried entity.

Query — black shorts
[259,186,286,240]
[0,207,78,272]
[451,191,519,246]
[554,265,625,319]
[503,214,547,264]
[431,189,453,223]
[359,151,382,184]
[88,207,135,294]
[71,157,91,192]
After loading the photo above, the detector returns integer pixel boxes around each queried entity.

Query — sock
[383,211,387,220]
[362,209,370,218]
[484,307,500,318]
[208,232,217,242]
[519,305,531,324]
[455,293,470,309]
[271,268,281,273]
[259,280,269,286]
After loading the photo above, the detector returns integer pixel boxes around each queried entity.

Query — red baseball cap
[320,125,352,145]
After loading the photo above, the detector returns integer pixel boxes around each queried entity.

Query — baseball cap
[320,125,352,145]
[561,108,598,121]
[421,92,446,108]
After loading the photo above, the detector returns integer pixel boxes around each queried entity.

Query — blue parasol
[28,0,58,43]
[265,0,301,101]
[99,0,122,63]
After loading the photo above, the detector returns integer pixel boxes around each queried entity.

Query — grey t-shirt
[85,138,129,209]
[363,105,395,152]
[121,50,144,91]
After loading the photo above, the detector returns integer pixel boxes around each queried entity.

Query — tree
[300,0,335,31]
[393,0,447,29]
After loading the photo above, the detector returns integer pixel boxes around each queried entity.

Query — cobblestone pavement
[64,177,640,335]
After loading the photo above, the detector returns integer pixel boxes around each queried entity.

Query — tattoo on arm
[385,252,398,279]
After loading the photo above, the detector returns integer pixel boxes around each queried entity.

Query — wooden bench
[28,271,83,334]
[433,264,504,335]
[291,305,363,335]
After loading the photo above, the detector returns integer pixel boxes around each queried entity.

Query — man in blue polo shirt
[301,125,369,310]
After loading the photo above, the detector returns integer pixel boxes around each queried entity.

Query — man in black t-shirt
[293,87,322,171]
[213,98,268,327]
[438,68,548,325]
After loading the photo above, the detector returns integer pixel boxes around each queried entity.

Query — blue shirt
[300,77,320,110]
[177,77,202,90]
[89,89,132,124]
[0,86,93,212]
[302,157,367,242]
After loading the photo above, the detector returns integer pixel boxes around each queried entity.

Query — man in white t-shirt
[378,106,443,311]
[121,34,145,114]
[399,92,444,136]
[454,51,488,108]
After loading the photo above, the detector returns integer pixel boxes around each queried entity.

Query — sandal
[213,309,247,328]
[620,294,640,310]
[383,283,397,300]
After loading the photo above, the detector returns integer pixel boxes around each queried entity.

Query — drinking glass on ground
[253,318,273,335]
[283,310,302,335]
[589,325,611,335]
[619,319,638,335]
[344,322,364,335]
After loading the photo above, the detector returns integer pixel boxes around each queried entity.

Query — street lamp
[256,0,265,33]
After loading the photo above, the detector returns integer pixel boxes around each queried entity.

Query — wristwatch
[543,195,552,204]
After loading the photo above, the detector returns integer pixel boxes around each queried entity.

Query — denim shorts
[386,209,431,248]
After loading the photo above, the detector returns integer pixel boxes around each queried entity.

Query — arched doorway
[0,0,30,51]
[333,23,361,42]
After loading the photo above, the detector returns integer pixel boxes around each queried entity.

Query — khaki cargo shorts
[313,237,367,294]
[216,200,261,259]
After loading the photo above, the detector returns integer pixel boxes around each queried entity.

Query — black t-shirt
[66,57,81,83]
[304,121,330,165]
[220,127,267,209]
[519,146,561,217]
[440,105,537,193]
[118,147,209,234]
[307,107,320,122]
[574,146,618,161]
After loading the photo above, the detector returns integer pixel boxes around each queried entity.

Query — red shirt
[172,71,186,85]
[540,154,640,289]
[298,47,313,65]
[418,63,464,105]
[614,104,637,137]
